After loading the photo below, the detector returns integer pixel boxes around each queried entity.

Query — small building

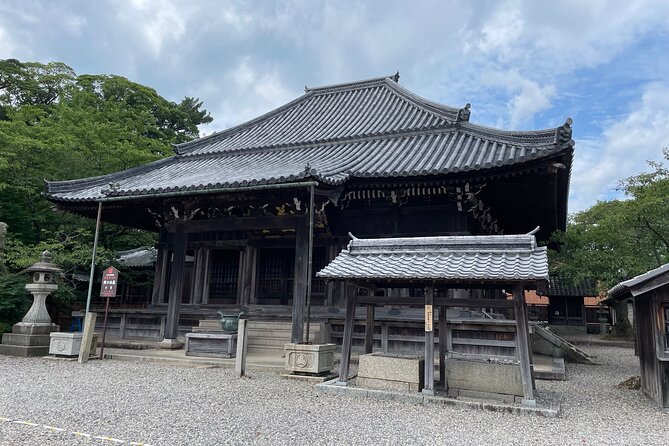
[546,276,603,333]
[608,264,669,409]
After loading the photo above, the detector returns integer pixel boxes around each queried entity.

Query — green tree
[0,59,214,326]
[550,149,669,337]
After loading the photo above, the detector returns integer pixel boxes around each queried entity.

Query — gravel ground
[0,345,667,446]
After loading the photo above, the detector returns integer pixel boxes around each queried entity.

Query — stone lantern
[0,251,61,357]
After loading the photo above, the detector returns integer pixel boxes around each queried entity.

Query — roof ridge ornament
[555,117,573,146]
[391,71,400,83]
[456,103,471,123]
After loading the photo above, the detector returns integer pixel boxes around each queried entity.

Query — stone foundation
[0,322,59,357]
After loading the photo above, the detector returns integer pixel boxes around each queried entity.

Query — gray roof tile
[46,75,574,202]
[317,234,548,282]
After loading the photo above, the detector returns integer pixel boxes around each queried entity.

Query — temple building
[45,74,574,349]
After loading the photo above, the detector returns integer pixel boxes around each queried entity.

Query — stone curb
[103,352,285,371]
[315,379,561,418]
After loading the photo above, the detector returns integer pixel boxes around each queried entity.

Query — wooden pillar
[236,249,245,305]
[151,248,169,305]
[161,222,187,348]
[438,305,447,388]
[291,220,308,344]
[513,283,536,406]
[201,249,211,305]
[191,248,205,304]
[238,245,258,305]
[381,322,389,353]
[364,305,375,354]
[337,283,357,385]
[423,286,435,395]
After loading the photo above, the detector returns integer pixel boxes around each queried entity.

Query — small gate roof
[317,233,548,287]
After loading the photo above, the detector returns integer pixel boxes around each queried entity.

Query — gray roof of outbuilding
[316,233,549,283]
[607,263,669,301]
[547,275,598,297]
[45,74,574,202]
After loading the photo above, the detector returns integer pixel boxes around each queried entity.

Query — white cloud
[570,82,669,212]
[199,58,293,134]
[0,26,17,58]
[119,0,190,57]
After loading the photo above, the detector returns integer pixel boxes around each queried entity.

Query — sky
[1,0,668,213]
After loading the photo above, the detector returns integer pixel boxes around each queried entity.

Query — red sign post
[99,266,119,359]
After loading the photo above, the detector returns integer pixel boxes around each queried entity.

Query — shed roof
[316,233,548,285]
[547,275,598,297]
[45,74,574,203]
[607,263,669,301]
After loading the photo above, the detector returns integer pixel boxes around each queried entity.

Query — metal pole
[304,184,315,344]
[100,295,110,360]
[84,202,102,329]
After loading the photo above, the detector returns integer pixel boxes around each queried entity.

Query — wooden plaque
[425,304,433,332]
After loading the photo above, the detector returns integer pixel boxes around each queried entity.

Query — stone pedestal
[285,343,336,375]
[49,332,99,357]
[357,353,425,392]
[0,322,60,357]
[0,251,63,357]
[186,332,237,358]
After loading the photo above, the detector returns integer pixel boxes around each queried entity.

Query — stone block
[284,343,336,374]
[49,332,99,357]
[357,377,421,393]
[11,323,59,335]
[446,358,523,397]
[1,333,51,347]
[186,332,237,358]
[0,344,49,357]
[357,353,424,393]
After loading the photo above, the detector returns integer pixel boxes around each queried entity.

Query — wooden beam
[170,215,305,233]
[164,222,187,341]
[439,305,447,389]
[337,283,357,385]
[291,219,308,343]
[356,296,514,308]
[513,283,536,406]
[423,286,435,395]
[364,305,375,354]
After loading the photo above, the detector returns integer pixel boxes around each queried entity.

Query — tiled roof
[316,234,548,283]
[607,263,669,301]
[547,275,598,297]
[116,247,157,268]
[45,74,574,202]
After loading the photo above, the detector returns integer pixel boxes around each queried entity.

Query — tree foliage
[550,149,669,337]
[0,59,213,325]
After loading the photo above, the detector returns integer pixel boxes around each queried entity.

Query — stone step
[0,344,50,357]
[1,333,51,347]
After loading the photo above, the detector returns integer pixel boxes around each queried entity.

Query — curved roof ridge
[384,80,461,119]
[174,90,315,155]
[304,72,399,93]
